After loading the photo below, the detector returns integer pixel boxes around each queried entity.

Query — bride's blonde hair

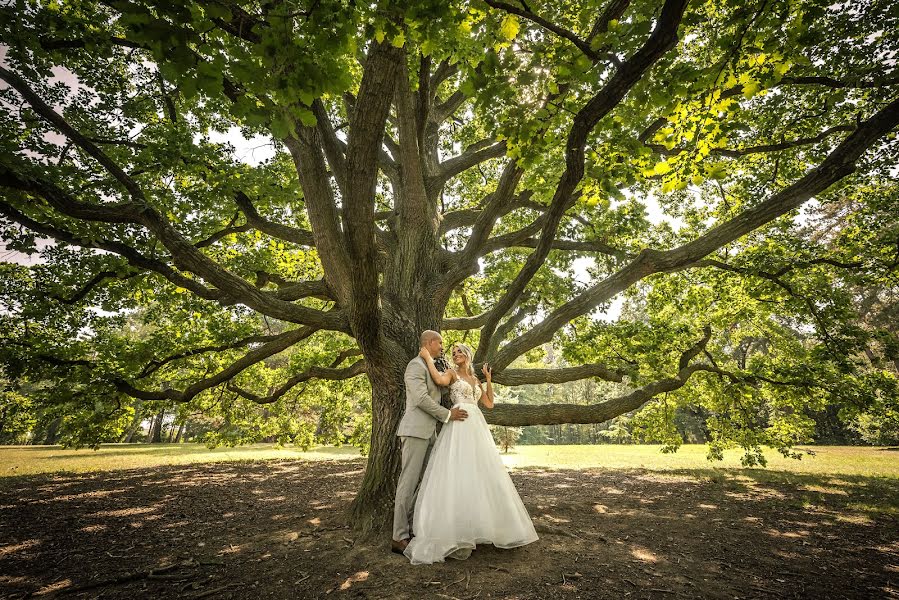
[452,343,476,377]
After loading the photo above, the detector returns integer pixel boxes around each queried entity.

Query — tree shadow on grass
[0,460,896,600]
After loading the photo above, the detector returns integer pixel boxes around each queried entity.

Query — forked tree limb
[473,0,690,364]
[483,325,711,425]
[227,359,367,404]
[490,94,899,371]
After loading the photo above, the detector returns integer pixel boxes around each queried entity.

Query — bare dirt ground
[1,458,897,599]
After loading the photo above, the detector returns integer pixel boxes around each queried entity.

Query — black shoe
[391,538,410,555]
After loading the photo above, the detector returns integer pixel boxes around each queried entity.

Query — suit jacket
[397,356,450,439]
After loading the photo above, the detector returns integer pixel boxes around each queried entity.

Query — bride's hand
[419,347,431,361]
[482,362,492,382]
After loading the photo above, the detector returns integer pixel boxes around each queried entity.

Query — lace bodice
[449,375,482,406]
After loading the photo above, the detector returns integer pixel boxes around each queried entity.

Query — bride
[403,343,539,565]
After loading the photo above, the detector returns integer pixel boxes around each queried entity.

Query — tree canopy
[1,0,897,528]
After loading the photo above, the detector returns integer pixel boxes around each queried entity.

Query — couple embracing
[392,330,539,564]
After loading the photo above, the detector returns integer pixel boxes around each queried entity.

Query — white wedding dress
[404,376,539,565]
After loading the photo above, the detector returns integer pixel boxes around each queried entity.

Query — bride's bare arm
[480,363,494,408]
[418,348,455,386]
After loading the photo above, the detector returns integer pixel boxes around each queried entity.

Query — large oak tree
[1,0,897,531]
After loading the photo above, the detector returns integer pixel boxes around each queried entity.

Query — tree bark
[149,409,165,443]
[43,417,62,445]
[121,417,141,443]
[348,362,406,535]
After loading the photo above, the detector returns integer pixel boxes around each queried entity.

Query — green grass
[0,443,361,476]
[499,444,899,478]
[1,443,897,478]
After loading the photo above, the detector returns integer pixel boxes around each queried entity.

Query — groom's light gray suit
[393,356,451,541]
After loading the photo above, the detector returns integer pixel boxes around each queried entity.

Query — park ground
[0,444,897,599]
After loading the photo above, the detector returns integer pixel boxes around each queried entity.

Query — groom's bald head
[420,330,441,346]
[420,330,443,357]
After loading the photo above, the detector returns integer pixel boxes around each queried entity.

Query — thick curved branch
[442,312,492,330]
[483,325,711,425]
[430,59,458,92]
[234,192,315,246]
[270,279,333,301]
[492,362,625,386]
[115,326,319,402]
[439,193,542,236]
[0,201,224,302]
[474,0,688,364]
[431,90,467,124]
[491,94,899,371]
[448,164,525,276]
[430,140,507,191]
[227,359,366,404]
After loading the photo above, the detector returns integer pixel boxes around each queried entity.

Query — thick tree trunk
[174,421,185,443]
[348,365,406,535]
[346,286,444,534]
[119,400,143,443]
[150,409,165,443]
[43,417,62,445]
[121,419,141,443]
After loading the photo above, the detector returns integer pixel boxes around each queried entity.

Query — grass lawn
[0,443,361,476]
[500,444,899,478]
[2,443,897,599]
[1,442,896,478]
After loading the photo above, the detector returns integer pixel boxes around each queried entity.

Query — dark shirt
[434,355,453,410]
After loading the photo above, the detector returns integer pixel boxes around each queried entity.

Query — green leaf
[500,15,519,40]
[271,114,293,138]
[298,89,315,106]
[297,108,317,127]
[205,4,231,20]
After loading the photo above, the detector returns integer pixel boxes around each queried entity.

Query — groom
[391,330,468,554]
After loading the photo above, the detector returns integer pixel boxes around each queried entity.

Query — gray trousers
[392,434,435,541]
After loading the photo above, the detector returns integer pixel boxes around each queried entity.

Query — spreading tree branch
[473,0,689,364]
[490,94,899,371]
[483,325,711,425]
[136,332,289,378]
[227,359,366,404]
[491,362,625,386]
[232,192,315,246]
[114,326,320,402]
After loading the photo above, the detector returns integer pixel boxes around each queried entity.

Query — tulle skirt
[404,402,539,565]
